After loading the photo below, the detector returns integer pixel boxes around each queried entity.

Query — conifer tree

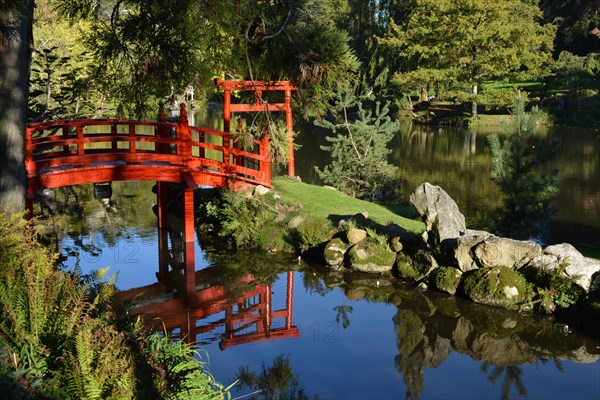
[315,92,399,200]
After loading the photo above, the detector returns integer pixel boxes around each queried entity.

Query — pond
[47,194,599,400]
[293,118,600,253]
[35,108,600,399]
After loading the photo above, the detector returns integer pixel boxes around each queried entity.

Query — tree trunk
[471,83,478,119]
[0,1,34,214]
[419,87,428,102]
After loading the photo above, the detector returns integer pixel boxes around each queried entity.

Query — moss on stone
[462,266,530,310]
[323,237,351,267]
[395,252,421,281]
[346,237,396,273]
[431,266,463,295]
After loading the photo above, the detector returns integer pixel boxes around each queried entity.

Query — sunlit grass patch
[273,176,424,234]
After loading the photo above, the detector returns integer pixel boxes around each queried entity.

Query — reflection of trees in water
[394,309,453,400]
[333,305,353,329]
[201,251,290,298]
[480,364,527,400]
[301,271,332,297]
[35,182,158,265]
[236,355,309,400]
[394,311,425,400]
[389,286,600,400]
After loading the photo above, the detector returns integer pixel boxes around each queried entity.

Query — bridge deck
[25,104,271,193]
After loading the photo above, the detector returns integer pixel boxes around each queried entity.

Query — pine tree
[315,92,399,200]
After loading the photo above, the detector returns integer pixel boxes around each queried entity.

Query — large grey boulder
[526,243,600,292]
[409,183,466,248]
[473,235,542,269]
[452,230,493,272]
[451,230,542,271]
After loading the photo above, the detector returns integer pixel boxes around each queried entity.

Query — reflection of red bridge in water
[120,263,299,349]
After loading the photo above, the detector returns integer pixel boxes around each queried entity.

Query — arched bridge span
[25,103,271,194]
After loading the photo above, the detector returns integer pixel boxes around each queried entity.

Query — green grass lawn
[273,176,425,234]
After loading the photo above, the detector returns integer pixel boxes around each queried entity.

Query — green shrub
[314,92,400,200]
[205,190,276,248]
[295,217,332,252]
[528,264,585,309]
[141,332,226,400]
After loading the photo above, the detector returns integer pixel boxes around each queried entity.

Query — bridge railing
[25,104,271,188]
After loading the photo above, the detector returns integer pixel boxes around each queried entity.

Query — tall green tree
[53,0,358,118]
[382,0,556,118]
[327,0,417,96]
[552,50,600,109]
[29,0,110,120]
[540,0,600,55]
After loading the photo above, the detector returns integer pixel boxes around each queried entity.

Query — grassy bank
[273,177,424,232]
[196,177,424,253]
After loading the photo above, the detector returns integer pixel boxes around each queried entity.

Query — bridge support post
[182,187,196,295]
[155,181,172,283]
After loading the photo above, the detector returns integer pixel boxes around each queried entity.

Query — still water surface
[293,119,600,250]
[56,210,599,400]
[44,109,600,399]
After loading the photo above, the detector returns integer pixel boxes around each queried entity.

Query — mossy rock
[323,237,351,267]
[431,266,463,295]
[346,237,396,273]
[396,253,421,281]
[462,266,531,310]
[395,250,436,282]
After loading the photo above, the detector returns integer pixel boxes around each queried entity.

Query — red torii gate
[215,79,296,176]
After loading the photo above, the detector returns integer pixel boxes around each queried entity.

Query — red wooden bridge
[25,81,300,345]
[25,103,271,194]
[26,79,296,195]
[25,80,296,250]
